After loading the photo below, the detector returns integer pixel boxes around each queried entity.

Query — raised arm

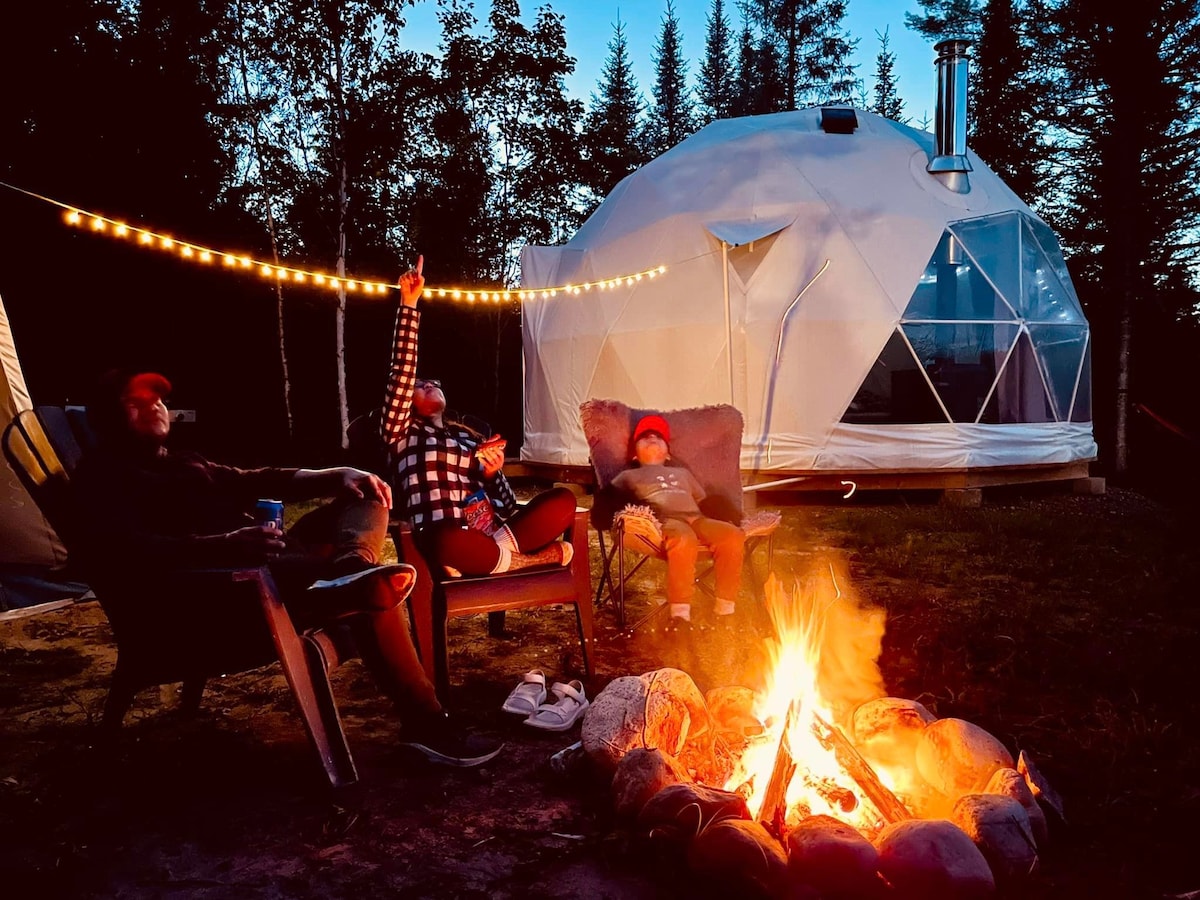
[380,255,425,448]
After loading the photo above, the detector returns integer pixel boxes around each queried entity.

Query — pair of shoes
[501,669,547,715]
[524,680,589,732]
[308,560,414,591]
[398,713,504,767]
[662,615,693,642]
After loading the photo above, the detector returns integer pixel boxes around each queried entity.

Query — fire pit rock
[687,817,789,898]
[786,814,883,898]
[875,819,996,899]
[611,747,692,820]
[951,794,1039,888]
[984,766,1049,848]
[915,718,1014,799]
[851,697,937,772]
[637,782,751,849]
[581,668,733,785]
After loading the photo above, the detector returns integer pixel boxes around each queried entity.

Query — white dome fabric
[520,108,1097,472]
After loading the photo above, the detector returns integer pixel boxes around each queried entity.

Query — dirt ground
[2,485,1198,899]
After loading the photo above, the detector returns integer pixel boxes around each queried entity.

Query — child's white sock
[492,524,518,552]
[668,603,691,621]
[489,546,513,574]
[713,598,736,616]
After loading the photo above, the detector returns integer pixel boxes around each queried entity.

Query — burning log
[756,700,800,836]
[811,710,912,825]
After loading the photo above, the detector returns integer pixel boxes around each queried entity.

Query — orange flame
[726,564,889,832]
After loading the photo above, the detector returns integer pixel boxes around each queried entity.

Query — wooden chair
[580,399,780,630]
[2,406,381,789]
[391,509,594,702]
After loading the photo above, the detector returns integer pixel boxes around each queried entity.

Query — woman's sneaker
[398,713,504,767]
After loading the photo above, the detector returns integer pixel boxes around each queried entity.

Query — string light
[56,202,669,303]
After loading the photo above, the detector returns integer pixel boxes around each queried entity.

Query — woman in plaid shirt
[380,257,576,576]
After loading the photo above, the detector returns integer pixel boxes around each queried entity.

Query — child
[610,415,745,630]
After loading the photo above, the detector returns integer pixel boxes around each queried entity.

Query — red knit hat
[632,414,670,443]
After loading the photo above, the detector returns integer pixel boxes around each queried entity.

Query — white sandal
[501,670,547,716]
[524,680,589,732]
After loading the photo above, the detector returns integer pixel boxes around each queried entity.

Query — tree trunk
[1113,288,1132,475]
[232,0,293,439]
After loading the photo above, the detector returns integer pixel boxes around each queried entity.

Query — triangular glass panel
[949,213,1023,317]
[842,328,946,424]
[902,322,1020,423]
[1020,218,1086,323]
[1070,336,1092,422]
[980,329,1056,424]
[1028,324,1089,421]
[728,231,781,288]
[902,230,1019,322]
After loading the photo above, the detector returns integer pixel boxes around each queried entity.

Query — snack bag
[464,489,498,535]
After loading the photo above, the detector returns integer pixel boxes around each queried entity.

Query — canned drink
[254,499,284,532]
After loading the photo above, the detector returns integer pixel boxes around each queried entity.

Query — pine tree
[1027,0,1200,474]
[743,0,859,109]
[731,22,759,116]
[646,0,697,155]
[970,0,1043,204]
[871,28,906,121]
[904,0,984,42]
[582,17,650,201]
[697,0,736,124]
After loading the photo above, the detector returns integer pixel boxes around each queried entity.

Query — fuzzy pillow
[580,399,745,526]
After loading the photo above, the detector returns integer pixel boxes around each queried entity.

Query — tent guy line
[0,179,671,305]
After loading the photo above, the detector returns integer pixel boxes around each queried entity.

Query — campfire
[580,566,1062,898]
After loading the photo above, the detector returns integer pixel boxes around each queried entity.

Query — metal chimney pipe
[927,38,973,193]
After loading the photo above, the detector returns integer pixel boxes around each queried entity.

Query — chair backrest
[2,406,94,550]
[580,399,745,529]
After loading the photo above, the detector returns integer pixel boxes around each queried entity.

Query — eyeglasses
[415,378,442,390]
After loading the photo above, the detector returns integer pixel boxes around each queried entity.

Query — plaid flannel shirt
[380,305,518,529]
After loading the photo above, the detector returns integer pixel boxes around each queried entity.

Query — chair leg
[102,663,139,732]
[180,678,207,716]
[432,592,451,703]
[235,568,358,789]
[487,611,506,637]
[594,530,615,608]
[301,631,357,785]
[574,599,595,679]
[617,535,627,630]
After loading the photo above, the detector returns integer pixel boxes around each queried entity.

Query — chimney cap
[933,37,972,58]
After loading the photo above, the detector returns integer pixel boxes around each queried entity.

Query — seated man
[71,368,501,767]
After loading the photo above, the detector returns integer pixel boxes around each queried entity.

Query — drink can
[254,499,284,532]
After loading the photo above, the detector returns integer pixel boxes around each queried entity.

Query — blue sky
[400,0,941,126]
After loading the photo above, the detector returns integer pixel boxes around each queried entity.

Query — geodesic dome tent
[519,106,1096,474]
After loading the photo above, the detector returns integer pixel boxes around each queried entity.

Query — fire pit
[580,568,1062,898]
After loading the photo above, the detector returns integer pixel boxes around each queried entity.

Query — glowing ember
[725,566,892,834]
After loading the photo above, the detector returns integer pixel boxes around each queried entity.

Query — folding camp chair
[580,399,780,630]
[2,405,387,789]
